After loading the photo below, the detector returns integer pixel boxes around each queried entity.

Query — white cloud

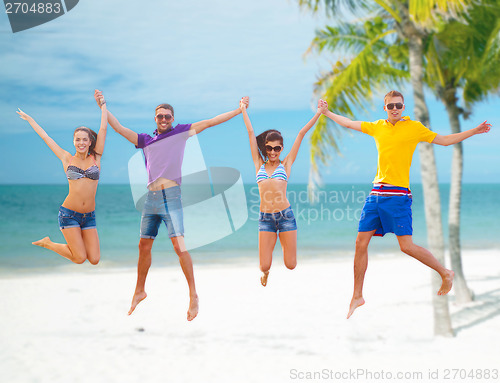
[1,0,330,134]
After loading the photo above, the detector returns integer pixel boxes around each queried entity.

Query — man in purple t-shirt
[95,91,249,321]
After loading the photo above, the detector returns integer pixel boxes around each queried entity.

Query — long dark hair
[256,129,283,162]
[74,126,100,157]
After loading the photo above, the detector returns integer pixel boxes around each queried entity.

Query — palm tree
[297,0,475,336]
[424,1,500,303]
[305,16,409,180]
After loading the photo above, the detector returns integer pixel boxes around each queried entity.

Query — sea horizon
[1,183,499,273]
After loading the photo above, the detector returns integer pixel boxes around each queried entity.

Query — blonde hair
[384,90,404,104]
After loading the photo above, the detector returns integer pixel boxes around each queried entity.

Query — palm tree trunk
[402,19,454,337]
[442,87,474,303]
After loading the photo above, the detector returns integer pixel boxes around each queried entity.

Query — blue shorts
[140,186,184,239]
[58,206,96,230]
[259,206,297,233]
[358,187,413,237]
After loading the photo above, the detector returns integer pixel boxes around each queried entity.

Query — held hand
[94,89,106,108]
[16,108,32,121]
[475,120,492,134]
[318,99,328,114]
[240,96,249,111]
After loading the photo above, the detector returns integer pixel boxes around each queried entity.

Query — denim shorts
[358,191,413,237]
[58,206,96,230]
[258,206,297,233]
[140,186,184,239]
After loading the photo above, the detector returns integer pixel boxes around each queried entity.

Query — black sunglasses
[156,114,173,121]
[265,145,282,152]
[386,103,404,110]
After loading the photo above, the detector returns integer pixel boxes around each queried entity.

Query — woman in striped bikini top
[255,160,288,183]
[66,157,100,181]
[16,89,108,266]
[240,98,328,287]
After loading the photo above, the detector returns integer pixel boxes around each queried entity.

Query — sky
[0,0,499,185]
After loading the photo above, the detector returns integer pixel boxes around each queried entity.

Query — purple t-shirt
[136,124,192,186]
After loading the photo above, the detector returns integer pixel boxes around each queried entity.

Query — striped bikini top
[66,156,100,181]
[256,161,288,183]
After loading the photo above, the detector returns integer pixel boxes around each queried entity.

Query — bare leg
[128,238,153,315]
[279,230,297,270]
[171,236,198,321]
[397,235,454,295]
[32,227,88,264]
[81,228,100,265]
[259,231,278,286]
[347,230,376,319]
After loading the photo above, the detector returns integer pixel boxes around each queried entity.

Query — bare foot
[187,295,199,321]
[32,236,50,248]
[438,270,454,295]
[347,296,365,319]
[128,291,147,315]
[260,270,269,287]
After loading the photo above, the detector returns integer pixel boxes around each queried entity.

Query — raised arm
[283,99,327,167]
[190,97,247,135]
[17,109,70,164]
[94,90,138,146]
[93,90,108,159]
[239,97,261,171]
[323,109,363,132]
[432,121,492,146]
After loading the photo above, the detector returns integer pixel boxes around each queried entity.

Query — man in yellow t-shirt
[322,90,492,319]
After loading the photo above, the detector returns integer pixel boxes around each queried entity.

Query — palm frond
[423,0,500,108]
[373,0,403,22]
[409,0,473,26]
[308,28,408,186]
[297,0,373,16]
[309,16,391,55]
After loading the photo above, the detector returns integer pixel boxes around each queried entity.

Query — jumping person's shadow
[451,276,500,334]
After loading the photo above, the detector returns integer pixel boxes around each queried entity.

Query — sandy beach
[1,249,499,383]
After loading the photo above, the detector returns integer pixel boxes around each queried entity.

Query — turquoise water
[0,184,499,271]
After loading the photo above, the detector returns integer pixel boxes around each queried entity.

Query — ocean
[0,183,499,272]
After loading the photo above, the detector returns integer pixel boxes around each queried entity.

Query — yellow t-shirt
[361,116,437,188]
